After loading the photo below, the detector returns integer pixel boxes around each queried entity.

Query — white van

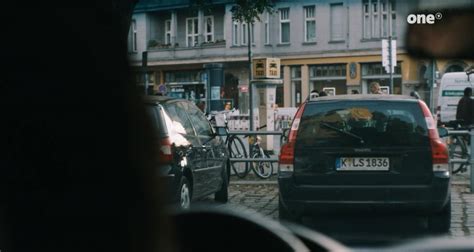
[436,72,474,124]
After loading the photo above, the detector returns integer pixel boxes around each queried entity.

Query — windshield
[10,1,474,251]
[126,0,474,249]
[298,101,429,148]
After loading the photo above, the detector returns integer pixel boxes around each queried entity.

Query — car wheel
[279,196,299,223]
[177,177,191,209]
[214,162,229,203]
[428,199,451,234]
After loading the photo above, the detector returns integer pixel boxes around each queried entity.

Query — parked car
[144,96,230,209]
[278,95,451,233]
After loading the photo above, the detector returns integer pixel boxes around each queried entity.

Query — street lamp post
[248,22,254,131]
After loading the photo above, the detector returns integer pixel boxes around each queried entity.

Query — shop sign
[253,58,280,79]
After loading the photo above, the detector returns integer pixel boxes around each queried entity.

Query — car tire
[279,196,299,223]
[214,162,229,203]
[177,177,192,209]
[428,199,451,234]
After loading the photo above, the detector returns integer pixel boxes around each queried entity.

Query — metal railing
[446,128,474,193]
[227,130,283,163]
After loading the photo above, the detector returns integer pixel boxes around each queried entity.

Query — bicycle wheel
[449,136,470,174]
[251,151,274,179]
[228,136,249,178]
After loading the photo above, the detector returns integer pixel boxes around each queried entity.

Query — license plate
[336,157,389,171]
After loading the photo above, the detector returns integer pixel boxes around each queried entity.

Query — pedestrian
[319,91,328,97]
[309,89,319,100]
[456,87,474,125]
[369,82,383,94]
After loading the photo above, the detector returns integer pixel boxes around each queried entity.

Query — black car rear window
[146,105,165,136]
[297,100,429,147]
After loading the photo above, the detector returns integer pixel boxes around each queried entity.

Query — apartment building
[128,0,473,111]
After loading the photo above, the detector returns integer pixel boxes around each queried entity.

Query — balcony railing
[147,35,226,51]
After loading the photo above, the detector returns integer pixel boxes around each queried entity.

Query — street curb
[452,181,470,185]
[231,180,471,186]
[230,180,278,185]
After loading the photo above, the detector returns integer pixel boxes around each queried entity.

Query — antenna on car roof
[410,91,421,99]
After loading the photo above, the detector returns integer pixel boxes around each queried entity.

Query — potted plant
[147,39,159,48]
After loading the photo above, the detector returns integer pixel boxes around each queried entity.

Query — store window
[291,66,302,107]
[309,64,347,95]
[361,62,402,94]
[276,65,284,108]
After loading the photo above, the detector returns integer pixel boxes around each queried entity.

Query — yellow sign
[253,58,280,79]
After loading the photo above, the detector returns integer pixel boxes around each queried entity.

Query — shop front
[164,70,207,111]
[360,62,402,94]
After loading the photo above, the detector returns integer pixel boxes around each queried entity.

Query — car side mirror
[438,127,449,138]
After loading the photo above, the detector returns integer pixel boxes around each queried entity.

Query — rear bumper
[278,172,450,216]
[159,165,181,204]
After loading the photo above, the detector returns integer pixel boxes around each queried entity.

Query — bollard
[471,126,474,193]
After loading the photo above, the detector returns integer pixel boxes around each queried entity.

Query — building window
[233,21,239,45]
[371,0,379,38]
[165,19,171,45]
[205,16,214,42]
[363,1,370,39]
[186,17,199,47]
[309,64,347,95]
[279,8,290,44]
[242,23,248,45]
[381,0,388,38]
[330,3,345,41]
[304,6,316,42]
[391,1,396,37]
[361,62,402,94]
[128,19,137,52]
[363,0,396,39]
[264,12,270,44]
[291,66,302,107]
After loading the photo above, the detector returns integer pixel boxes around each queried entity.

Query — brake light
[279,102,306,172]
[419,101,449,172]
[159,137,173,164]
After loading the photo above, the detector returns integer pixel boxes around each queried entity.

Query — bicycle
[246,124,274,179]
[443,120,470,174]
[209,110,249,178]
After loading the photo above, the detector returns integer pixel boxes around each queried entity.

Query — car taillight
[159,137,173,164]
[419,101,449,172]
[279,103,306,173]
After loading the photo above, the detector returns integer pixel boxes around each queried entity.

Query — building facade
[128,0,473,112]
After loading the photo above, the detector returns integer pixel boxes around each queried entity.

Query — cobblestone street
[204,173,474,242]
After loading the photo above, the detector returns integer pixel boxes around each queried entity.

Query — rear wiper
[320,122,365,144]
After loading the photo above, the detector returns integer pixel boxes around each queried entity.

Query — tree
[231,0,274,130]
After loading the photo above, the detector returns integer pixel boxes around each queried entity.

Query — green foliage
[148,40,159,48]
[231,0,274,24]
